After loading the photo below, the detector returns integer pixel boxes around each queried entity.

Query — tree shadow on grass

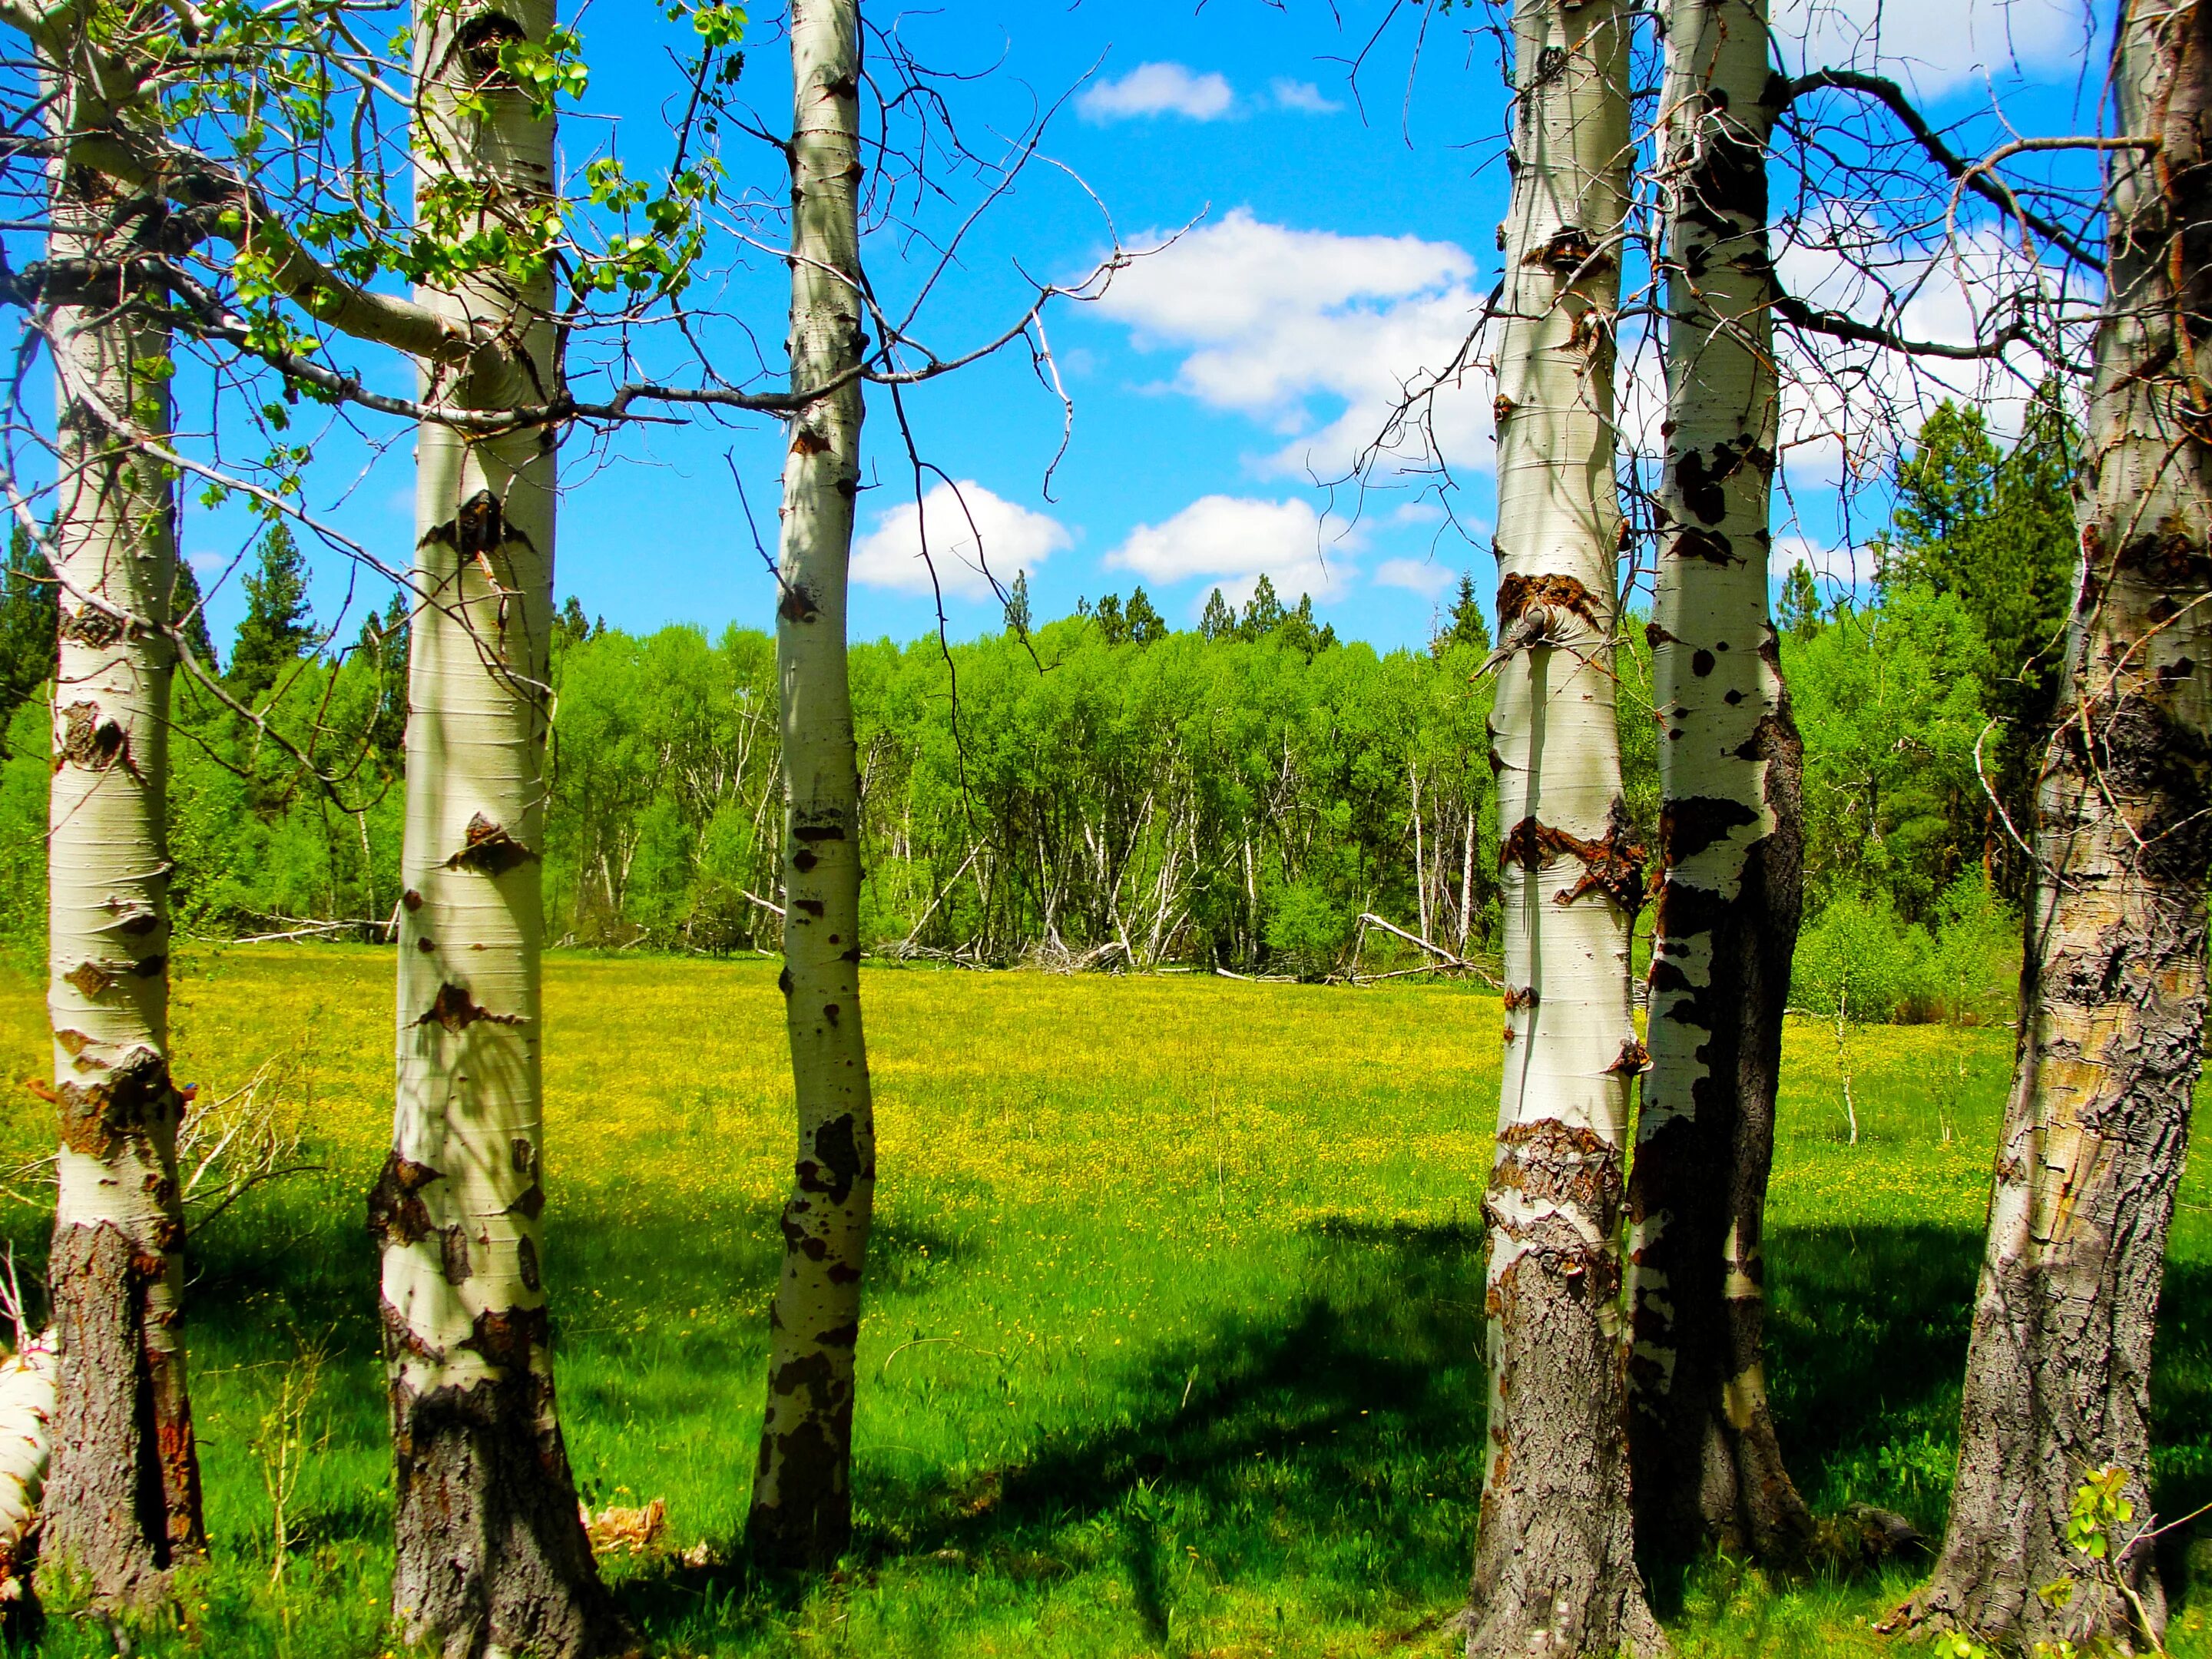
[589,1214,2212,1644]
[1763,1223,1982,1517]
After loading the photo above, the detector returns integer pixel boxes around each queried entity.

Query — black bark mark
[1495,571,1603,632]
[445,812,538,876]
[367,1152,441,1247]
[1501,803,1647,915]
[1630,684,1812,1562]
[415,982,524,1033]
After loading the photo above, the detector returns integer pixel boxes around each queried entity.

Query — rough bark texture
[1466,0,1661,1651]
[376,5,626,1654]
[39,149,205,1605]
[1907,2,2212,1646]
[1626,0,1813,1565]
[745,0,877,1575]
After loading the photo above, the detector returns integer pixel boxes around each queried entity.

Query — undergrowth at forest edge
[0,945,2204,1657]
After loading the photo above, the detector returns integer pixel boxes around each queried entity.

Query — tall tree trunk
[1625,0,1813,1565]
[373,5,627,1652]
[746,0,876,1574]
[1909,0,2212,1644]
[1466,0,1660,1651]
[39,157,206,1603]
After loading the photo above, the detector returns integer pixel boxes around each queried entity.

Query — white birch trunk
[1624,0,1813,1562]
[0,1333,54,1612]
[371,5,623,1651]
[40,151,206,1600]
[1912,2,2212,1644]
[746,0,877,1573]
[1466,0,1661,1651]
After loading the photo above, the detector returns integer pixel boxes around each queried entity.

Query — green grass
[0,945,2205,1657]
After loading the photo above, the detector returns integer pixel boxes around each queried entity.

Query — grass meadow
[0,945,2206,1657]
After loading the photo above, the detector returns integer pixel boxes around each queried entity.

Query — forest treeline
[0,398,2070,1025]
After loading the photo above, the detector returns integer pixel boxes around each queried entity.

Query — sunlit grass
[0,945,2202,1656]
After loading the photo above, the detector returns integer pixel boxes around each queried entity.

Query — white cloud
[1105,495,1356,604]
[1271,78,1340,114]
[1078,63,1235,123]
[1373,557,1455,597]
[851,482,1069,602]
[1098,208,1492,481]
[1772,0,2085,96]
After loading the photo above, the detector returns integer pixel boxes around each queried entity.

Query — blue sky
[175,0,2104,658]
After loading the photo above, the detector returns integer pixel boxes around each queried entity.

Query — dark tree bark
[1907,0,2212,1644]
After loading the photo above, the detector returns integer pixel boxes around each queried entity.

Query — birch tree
[38,156,206,1601]
[1908,0,2212,1643]
[370,2,625,1648]
[1466,0,1660,1648]
[746,0,877,1571]
[1626,0,1813,1561]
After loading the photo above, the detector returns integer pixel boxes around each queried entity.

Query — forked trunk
[39,159,206,1604]
[745,0,877,1574]
[1909,0,2212,1645]
[1466,0,1661,1651]
[1626,0,1813,1564]
[373,5,626,1652]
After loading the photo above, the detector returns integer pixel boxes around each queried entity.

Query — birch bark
[0,1332,54,1613]
[1625,0,1813,1562]
[1910,0,2212,1643]
[745,0,876,1574]
[39,154,206,1602]
[371,4,625,1651]
[1466,0,1660,1651]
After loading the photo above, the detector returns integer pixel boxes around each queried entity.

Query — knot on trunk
[1502,804,1648,916]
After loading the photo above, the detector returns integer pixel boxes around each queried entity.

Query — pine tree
[554,594,603,653]
[1093,591,1126,644]
[228,522,313,704]
[170,558,217,673]
[357,592,409,773]
[1435,572,1493,655]
[1278,593,1338,661]
[0,523,55,747]
[1199,588,1235,641]
[1777,561,1823,641]
[1125,587,1167,645]
[1239,574,1286,641]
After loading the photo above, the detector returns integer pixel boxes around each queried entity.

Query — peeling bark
[38,147,204,1604]
[376,5,627,1654]
[746,0,877,1575]
[1466,0,1661,1651]
[1909,2,2212,1644]
[1625,0,1813,1565]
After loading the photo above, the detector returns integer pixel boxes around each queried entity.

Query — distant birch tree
[1465,0,1661,1647]
[746,0,877,1571]
[1626,0,1813,1562]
